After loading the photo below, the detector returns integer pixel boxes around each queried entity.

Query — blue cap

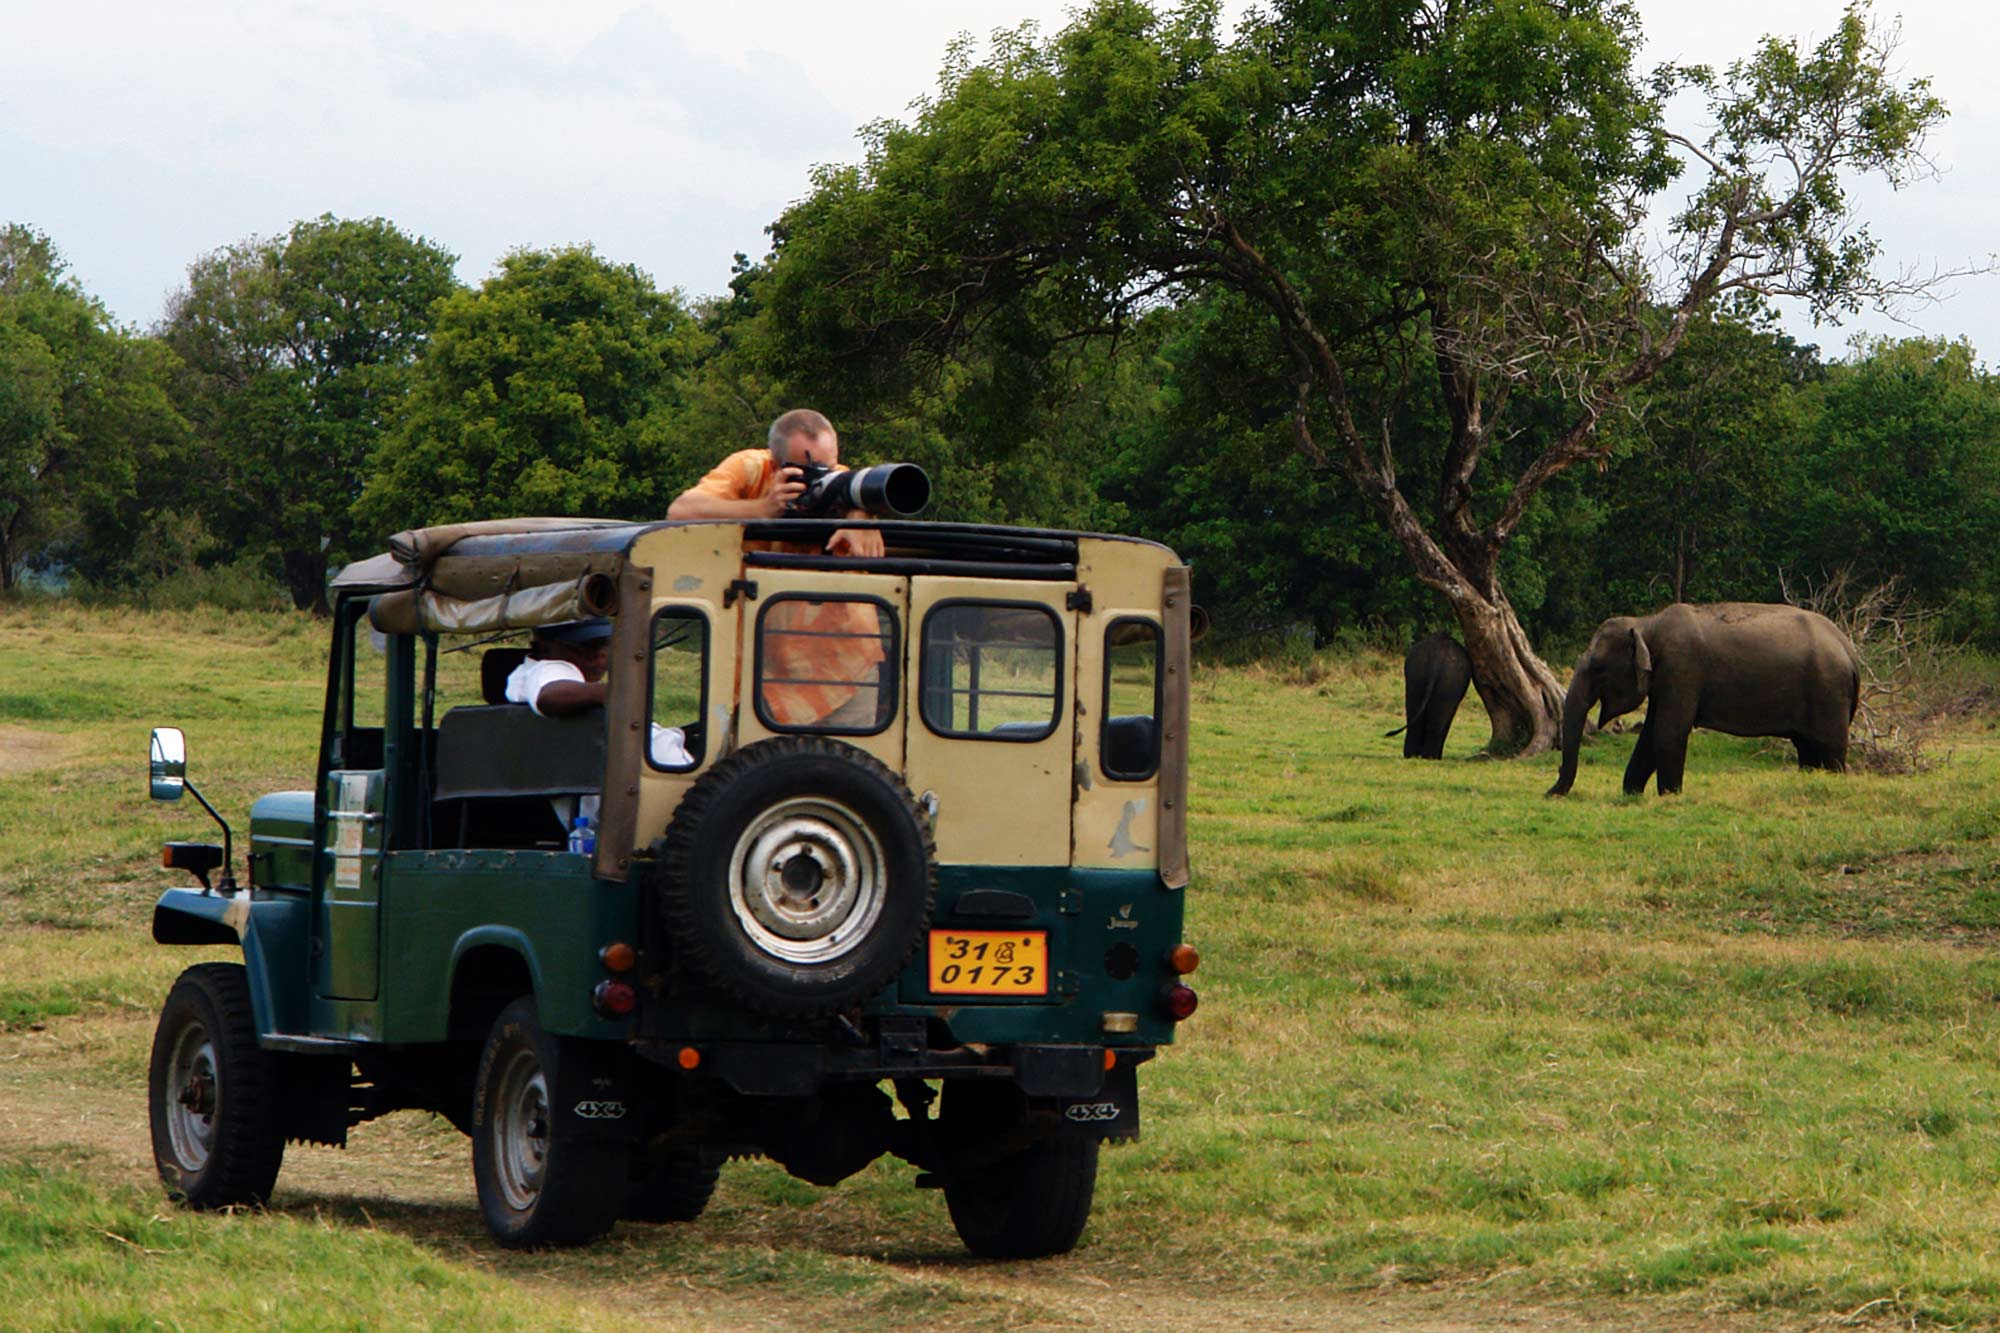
[538,617,614,643]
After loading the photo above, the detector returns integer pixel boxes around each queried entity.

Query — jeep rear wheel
[940,1082,1098,1259]
[148,962,286,1209]
[658,737,936,1018]
[471,997,623,1248]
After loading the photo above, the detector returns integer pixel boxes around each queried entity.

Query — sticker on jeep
[573,1100,627,1120]
[1063,1101,1121,1122]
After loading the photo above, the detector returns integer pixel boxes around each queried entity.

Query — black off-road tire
[622,1147,723,1223]
[940,1083,1099,1259]
[657,736,936,1018]
[148,962,286,1210]
[471,997,625,1249]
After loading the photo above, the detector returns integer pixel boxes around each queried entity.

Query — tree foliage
[161,215,459,611]
[0,226,187,590]
[361,247,708,529]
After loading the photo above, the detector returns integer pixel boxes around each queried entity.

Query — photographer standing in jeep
[667,409,886,559]
[669,410,889,728]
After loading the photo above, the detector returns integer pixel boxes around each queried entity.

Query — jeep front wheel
[471,997,623,1248]
[148,962,286,1209]
[658,737,936,1018]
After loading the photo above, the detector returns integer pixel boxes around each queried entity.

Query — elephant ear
[1631,626,1653,699]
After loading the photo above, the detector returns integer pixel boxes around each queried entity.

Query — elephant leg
[1419,706,1452,759]
[1653,729,1691,795]
[1622,721,1657,795]
[1794,737,1827,770]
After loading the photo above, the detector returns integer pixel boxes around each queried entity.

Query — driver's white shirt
[504,657,692,767]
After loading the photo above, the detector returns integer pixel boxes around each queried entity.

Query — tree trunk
[1448,580,1566,756]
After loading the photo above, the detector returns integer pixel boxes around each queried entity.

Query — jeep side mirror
[150,728,187,802]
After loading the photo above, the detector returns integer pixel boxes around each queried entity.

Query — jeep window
[754,596,898,736]
[648,607,708,772]
[920,602,1062,741]
[330,599,387,771]
[1101,618,1162,780]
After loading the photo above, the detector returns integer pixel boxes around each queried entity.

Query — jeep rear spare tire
[659,737,936,1018]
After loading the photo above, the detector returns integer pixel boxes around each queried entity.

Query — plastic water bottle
[569,815,595,856]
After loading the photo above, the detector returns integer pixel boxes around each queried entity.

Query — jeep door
[735,567,909,772]
[903,577,1076,867]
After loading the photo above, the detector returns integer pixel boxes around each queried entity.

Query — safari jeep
[145,516,1197,1255]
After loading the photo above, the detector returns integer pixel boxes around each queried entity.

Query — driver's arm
[531,679,607,717]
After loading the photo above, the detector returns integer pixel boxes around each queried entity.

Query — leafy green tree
[759,0,1951,752]
[1588,301,1819,611]
[162,215,459,612]
[1780,337,2000,637]
[361,247,709,529]
[0,226,186,590]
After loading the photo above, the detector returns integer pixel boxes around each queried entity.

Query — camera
[785,461,932,518]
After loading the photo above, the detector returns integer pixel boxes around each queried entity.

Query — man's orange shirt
[692,449,888,726]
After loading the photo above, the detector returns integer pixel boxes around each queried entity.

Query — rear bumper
[639,1035,1152,1099]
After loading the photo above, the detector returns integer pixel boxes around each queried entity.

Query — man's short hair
[768,408,834,460]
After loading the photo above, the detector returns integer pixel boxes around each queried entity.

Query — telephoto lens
[788,462,931,518]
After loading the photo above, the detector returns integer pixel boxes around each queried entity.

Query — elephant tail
[1391,675,1439,741]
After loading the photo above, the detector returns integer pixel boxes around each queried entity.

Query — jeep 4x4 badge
[144,514,1198,1256]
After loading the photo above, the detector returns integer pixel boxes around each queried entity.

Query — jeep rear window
[648,607,708,772]
[754,596,898,736]
[1101,618,1162,780]
[920,601,1062,742]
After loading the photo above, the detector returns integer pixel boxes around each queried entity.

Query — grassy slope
[5,603,2000,1326]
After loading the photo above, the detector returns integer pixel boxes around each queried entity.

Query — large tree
[0,226,186,590]
[759,0,1950,752]
[162,215,459,612]
[360,246,708,528]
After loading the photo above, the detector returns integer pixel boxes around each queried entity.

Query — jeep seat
[434,706,606,800]
[480,648,530,705]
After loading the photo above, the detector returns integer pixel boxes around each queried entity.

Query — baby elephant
[1546,603,1860,797]
[1388,632,1473,759]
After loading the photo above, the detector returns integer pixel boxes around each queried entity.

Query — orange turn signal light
[599,941,637,973]
[1167,943,1201,975]
[676,1046,702,1071]
[1103,1048,1117,1071]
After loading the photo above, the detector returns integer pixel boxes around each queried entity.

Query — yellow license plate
[927,930,1049,996]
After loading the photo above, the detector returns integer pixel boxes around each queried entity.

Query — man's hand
[828,524,886,558]
[760,467,807,518]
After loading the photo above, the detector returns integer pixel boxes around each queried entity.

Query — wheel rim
[164,1020,219,1174]
[492,1046,550,1213]
[726,796,888,965]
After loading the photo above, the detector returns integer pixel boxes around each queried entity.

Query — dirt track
[0,1015,1869,1333]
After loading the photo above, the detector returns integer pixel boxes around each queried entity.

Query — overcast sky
[5,1,1993,361]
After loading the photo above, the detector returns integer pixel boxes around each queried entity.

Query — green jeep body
[147,517,1198,1253]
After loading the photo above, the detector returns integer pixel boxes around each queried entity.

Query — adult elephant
[1546,604,1860,797]
[1387,633,1473,760]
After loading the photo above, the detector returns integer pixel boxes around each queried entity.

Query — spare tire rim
[727,796,888,965]
[164,1020,219,1173]
[492,1046,550,1213]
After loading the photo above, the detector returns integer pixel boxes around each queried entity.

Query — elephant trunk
[1545,676,1595,797]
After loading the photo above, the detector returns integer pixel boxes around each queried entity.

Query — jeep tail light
[1161,983,1198,1021]
[599,941,636,973]
[1166,943,1200,975]
[593,980,637,1017]
[677,1046,702,1071]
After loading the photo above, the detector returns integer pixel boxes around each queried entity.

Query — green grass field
[6,600,2000,1329]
